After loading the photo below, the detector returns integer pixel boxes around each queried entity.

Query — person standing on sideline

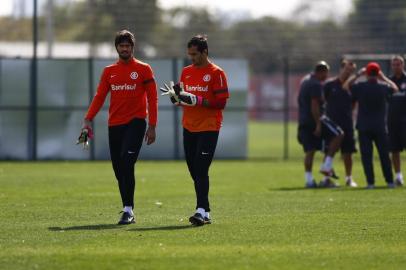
[388,56,406,186]
[161,35,229,226]
[344,62,398,188]
[297,61,344,188]
[77,30,158,224]
[322,59,358,187]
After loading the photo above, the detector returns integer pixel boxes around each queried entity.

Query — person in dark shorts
[297,61,344,188]
[388,55,406,186]
[322,59,358,187]
[344,62,399,188]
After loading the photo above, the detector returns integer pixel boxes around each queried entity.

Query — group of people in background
[298,56,406,189]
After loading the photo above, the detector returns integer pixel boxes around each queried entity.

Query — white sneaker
[345,179,358,187]
[395,178,404,187]
[320,164,333,177]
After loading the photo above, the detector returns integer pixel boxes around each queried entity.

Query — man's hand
[160,81,180,105]
[76,119,94,150]
[144,125,156,145]
[174,82,203,107]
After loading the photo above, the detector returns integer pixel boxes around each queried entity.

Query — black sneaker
[189,213,205,226]
[204,216,212,225]
[118,211,135,225]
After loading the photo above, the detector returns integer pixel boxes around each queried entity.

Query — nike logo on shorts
[201,152,209,155]
[128,151,136,154]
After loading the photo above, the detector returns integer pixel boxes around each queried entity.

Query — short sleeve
[310,82,322,99]
[212,70,229,99]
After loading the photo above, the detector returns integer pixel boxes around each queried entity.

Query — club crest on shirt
[401,82,406,90]
[203,74,211,82]
[130,72,138,80]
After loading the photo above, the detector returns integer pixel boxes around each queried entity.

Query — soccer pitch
[1,159,406,269]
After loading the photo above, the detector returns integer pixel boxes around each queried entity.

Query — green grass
[248,121,300,159]
[1,160,406,270]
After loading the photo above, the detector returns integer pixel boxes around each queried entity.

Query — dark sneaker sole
[117,219,135,225]
[189,216,204,226]
[204,219,212,225]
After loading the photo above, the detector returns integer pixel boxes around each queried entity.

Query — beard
[119,52,131,60]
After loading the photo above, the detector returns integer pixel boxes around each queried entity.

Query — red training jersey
[85,58,158,126]
[180,62,229,132]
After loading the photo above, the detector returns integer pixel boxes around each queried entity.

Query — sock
[196,208,205,217]
[205,212,210,219]
[345,175,352,182]
[305,172,313,183]
[123,206,133,215]
[396,172,403,180]
[323,176,330,181]
[323,156,333,169]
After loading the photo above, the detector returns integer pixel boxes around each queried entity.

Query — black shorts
[388,120,406,152]
[297,116,343,153]
[325,127,356,154]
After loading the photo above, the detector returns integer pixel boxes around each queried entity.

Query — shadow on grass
[48,224,120,231]
[271,186,394,191]
[128,225,195,232]
[48,224,197,232]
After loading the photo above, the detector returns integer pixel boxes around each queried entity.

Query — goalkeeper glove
[160,81,180,105]
[161,81,203,106]
[76,125,94,150]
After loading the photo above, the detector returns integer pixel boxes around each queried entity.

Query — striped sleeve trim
[143,78,155,84]
[213,88,228,95]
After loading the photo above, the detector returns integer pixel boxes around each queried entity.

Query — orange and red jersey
[180,62,229,132]
[85,58,158,126]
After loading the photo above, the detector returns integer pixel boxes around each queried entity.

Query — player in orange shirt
[77,30,158,225]
[161,35,229,226]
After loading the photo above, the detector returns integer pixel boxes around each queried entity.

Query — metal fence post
[283,57,290,160]
[28,0,38,160]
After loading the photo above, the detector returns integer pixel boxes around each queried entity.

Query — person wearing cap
[322,59,358,187]
[388,56,406,186]
[343,62,399,188]
[297,61,344,188]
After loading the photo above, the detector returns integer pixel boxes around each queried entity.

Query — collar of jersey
[117,57,136,65]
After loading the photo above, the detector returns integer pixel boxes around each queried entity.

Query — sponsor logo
[130,72,138,80]
[203,74,211,82]
[401,83,406,90]
[186,85,208,92]
[111,84,137,91]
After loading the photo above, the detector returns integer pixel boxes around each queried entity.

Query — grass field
[1,159,406,270]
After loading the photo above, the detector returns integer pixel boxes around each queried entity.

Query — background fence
[1,0,406,160]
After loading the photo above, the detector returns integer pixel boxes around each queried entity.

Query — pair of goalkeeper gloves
[160,81,203,106]
[76,123,94,150]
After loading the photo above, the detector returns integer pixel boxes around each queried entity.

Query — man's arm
[343,67,366,91]
[311,97,321,137]
[378,71,399,92]
[144,66,158,145]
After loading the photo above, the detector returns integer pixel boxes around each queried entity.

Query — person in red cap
[343,62,399,188]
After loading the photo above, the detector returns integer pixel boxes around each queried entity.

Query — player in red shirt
[77,30,158,225]
[161,35,229,226]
